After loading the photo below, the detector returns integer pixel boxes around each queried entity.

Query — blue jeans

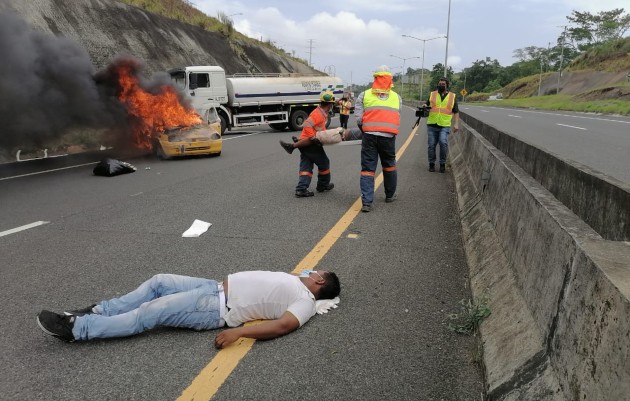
[360,133,397,205]
[427,125,450,165]
[72,274,223,340]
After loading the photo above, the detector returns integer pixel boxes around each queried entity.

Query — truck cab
[169,66,228,113]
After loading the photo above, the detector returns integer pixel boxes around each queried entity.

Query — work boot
[37,310,76,342]
[429,163,435,172]
[279,140,294,154]
[64,304,97,317]
[316,183,334,192]
[295,190,314,198]
[361,204,372,213]
[385,194,397,203]
[439,164,446,173]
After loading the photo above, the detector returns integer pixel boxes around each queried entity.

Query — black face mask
[438,84,447,92]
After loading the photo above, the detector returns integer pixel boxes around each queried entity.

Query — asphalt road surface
[1,108,483,401]
[461,105,630,185]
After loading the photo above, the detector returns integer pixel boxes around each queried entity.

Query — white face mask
[299,270,324,281]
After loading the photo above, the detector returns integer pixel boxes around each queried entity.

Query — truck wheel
[289,110,309,131]
[269,123,289,131]
[219,115,227,135]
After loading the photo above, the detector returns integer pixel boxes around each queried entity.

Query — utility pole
[307,39,314,67]
[557,26,567,95]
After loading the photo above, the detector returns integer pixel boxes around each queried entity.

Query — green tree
[464,57,502,93]
[566,8,630,50]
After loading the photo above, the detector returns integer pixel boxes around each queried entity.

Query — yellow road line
[176,125,419,401]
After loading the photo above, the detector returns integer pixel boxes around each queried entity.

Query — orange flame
[115,64,201,149]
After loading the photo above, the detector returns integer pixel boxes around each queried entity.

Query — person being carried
[279,91,337,197]
[37,270,340,349]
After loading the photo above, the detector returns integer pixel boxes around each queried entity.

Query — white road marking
[481,106,630,124]
[221,132,264,140]
[508,115,522,118]
[0,162,98,181]
[480,110,489,112]
[0,221,50,238]
[557,123,587,130]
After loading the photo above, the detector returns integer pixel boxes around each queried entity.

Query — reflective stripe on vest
[426,91,455,127]
[362,90,400,135]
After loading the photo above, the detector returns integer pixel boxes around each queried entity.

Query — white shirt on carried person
[224,271,316,328]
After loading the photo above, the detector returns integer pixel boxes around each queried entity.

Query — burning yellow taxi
[154,107,223,159]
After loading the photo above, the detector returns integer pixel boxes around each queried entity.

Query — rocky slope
[0,0,317,75]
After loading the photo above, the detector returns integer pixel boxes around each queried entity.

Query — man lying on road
[37,270,340,348]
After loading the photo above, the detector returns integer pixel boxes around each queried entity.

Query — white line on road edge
[557,123,587,130]
[0,162,98,181]
[0,221,50,238]
[508,115,523,118]
[221,132,263,140]
[483,107,630,124]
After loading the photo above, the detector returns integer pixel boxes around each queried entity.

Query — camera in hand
[415,105,430,118]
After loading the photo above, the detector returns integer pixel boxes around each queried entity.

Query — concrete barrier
[450,113,630,400]
[461,114,630,241]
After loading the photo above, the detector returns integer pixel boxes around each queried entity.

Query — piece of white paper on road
[182,219,212,237]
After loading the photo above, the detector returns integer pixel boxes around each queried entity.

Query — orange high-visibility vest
[362,90,400,135]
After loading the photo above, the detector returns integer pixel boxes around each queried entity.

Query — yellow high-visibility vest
[427,91,455,127]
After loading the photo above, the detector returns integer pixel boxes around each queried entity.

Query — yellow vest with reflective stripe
[362,90,400,135]
[427,91,455,127]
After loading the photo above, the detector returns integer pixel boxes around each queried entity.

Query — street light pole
[444,0,452,77]
[389,55,421,95]
[401,35,445,101]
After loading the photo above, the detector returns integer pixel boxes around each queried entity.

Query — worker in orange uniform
[279,92,336,197]
[354,65,401,212]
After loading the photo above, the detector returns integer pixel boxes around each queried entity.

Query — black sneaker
[439,164,446,173]
[37,310,76,342]
[279,140,294,154]
[295,190,314,198]
[429,163,435,172]
[361,204,372,213]
[316,183,334,192]
[385,194,397,203]
[64,304,97,317]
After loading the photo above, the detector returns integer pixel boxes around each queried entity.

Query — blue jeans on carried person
[427,125,450,165]
[72,274,223,340]
[360,133,397,205]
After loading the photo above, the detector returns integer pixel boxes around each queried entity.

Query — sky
[192,0,629,86]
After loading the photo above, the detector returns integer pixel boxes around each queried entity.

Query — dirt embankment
[0,0,316,76]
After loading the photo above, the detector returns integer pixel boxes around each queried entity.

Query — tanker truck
[168,66,345,134]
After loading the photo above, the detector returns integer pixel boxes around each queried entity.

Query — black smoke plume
[0,12,188,153]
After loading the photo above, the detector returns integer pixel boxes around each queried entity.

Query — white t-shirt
[224,271,316,328]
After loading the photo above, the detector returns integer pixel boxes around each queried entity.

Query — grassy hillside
[472,37,630,115]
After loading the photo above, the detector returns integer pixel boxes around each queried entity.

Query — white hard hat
[374,65,391,75]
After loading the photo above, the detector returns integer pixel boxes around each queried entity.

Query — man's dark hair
[318,272,341,300]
